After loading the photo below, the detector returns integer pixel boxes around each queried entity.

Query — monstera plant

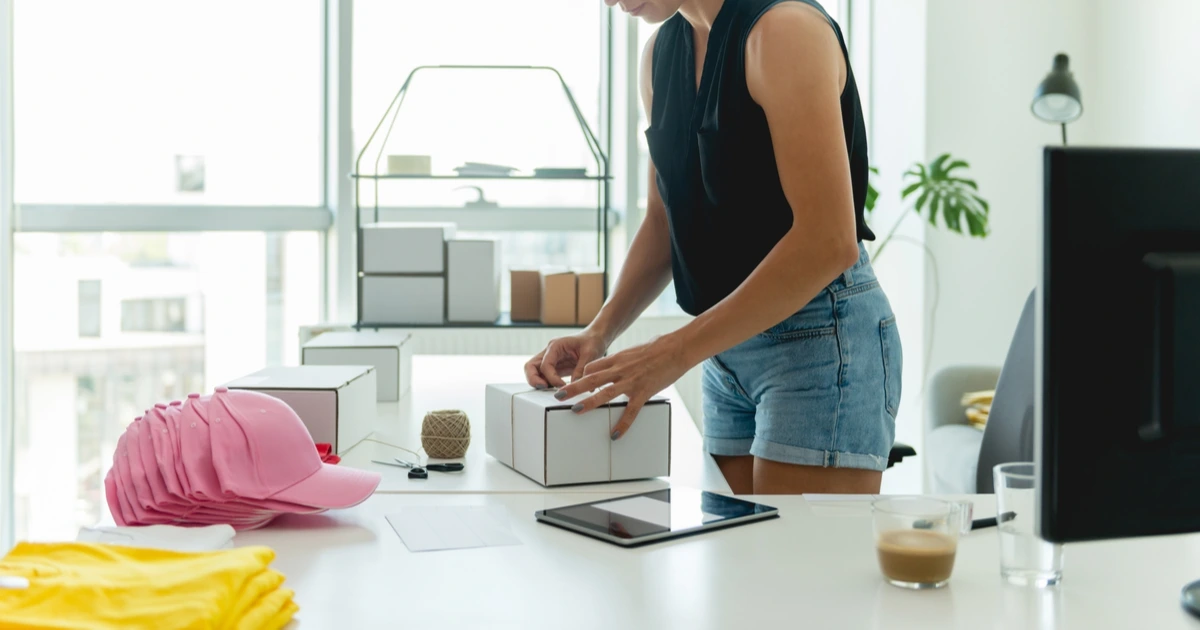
[866,153,991,261]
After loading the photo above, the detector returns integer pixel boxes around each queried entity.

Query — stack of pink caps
[105,386,381,530]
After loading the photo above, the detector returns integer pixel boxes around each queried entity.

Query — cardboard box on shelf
[510,268,541,322]
[447,239,502,324]
[573,267,605,326]
[361,276,445,325]
[225,366,377,454]
[386,155,432,176]
[540,268,576,326]
[484,384,671,486]
[361,222,456,274]
[301,330,413,402]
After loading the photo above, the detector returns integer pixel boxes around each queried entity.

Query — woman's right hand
[524,331,610,390]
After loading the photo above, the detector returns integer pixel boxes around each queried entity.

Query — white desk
[237,493,1200,630]
[340,356,730,494]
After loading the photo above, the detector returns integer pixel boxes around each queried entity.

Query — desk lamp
[1032,53,1083,145]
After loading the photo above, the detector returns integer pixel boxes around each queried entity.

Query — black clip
[407,467,428,480]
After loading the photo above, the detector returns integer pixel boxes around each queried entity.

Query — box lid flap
[225,365,376,390]
[303,330,412,349]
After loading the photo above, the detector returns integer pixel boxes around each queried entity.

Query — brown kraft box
[510,268,541,322]
[540,268,577,326]
[574,268,605,326]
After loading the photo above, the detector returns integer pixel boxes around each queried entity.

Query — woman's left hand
[553,333,694,440]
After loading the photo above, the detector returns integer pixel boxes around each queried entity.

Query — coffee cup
[871,497,965,589]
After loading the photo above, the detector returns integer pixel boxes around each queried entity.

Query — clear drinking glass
[871,497,964,590]
[993,463,1064,587]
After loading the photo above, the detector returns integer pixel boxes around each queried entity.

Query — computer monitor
[1039,147,1200,544]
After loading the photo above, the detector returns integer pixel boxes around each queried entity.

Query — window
[352,1,609,299]
[13,0,324,205]
[120,298,191,333]
[12,232,320,541]
[77,280,101,338]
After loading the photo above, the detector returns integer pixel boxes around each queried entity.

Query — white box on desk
[301,330,413,401]
[485,384,671,486]
[361,222,456,273]
[361,275,445,325]
[225,365,377,454]
[447,238,502,323]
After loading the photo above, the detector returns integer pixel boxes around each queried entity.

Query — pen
[972,511,1016,530]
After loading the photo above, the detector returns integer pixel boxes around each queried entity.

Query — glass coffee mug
[872,497,970,589]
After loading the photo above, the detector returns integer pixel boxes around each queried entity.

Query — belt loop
[842,266,854,288]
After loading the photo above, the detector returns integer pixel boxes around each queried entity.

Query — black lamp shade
[1032,53,1083,123]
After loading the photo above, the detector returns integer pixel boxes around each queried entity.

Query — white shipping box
[447,239,502,323]
[485,385,671,486]
[301,330,413,401]
[225,366,377,454]
[361,275,445,325]
[361,222,456,273]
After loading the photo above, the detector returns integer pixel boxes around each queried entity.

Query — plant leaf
[944,160,969,175]
[930,154,952,178]
[900,181,922,199]
[927,193,941,226]
[913,188,932,214]
[943,198,965,233]
[950,177,979,190]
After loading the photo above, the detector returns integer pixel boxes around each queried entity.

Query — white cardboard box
[485,385,671,486]
[361,275,445,325]
[301,330,413,402]
[225,366,377,454]
[447,239,502,323]
[361,222,456,273]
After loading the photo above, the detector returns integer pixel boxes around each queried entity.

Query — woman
[525,0,901,495]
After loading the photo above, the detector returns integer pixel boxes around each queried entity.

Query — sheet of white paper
[386,506,521,552]
[803,494,881,503]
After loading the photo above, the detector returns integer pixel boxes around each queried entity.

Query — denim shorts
[702,244,902,471]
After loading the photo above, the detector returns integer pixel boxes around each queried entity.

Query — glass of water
[994,462,1064,587]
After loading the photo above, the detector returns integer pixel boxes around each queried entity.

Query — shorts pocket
[880,316,903,418]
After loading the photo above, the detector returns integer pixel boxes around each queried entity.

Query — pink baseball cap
[104,468,127,526]
[112,431,173,526]
[180,393,323,516]
[208,388,380,509]
[133,417,186,511]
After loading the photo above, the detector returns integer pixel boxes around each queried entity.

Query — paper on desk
[386,506,521,552]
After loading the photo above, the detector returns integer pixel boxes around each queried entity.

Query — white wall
[1086,0,1200,148]
[869,0,929,494]
[923,0,1097,377]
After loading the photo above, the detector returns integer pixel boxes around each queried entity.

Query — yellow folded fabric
[0,542,296,630]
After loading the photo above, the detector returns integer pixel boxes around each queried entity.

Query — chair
[922,290,1038,494]
[924,365,1002,493]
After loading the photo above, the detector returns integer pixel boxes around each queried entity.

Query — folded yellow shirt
[0,542,297,630]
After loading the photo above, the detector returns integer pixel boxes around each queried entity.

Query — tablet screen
[541,489,776,541]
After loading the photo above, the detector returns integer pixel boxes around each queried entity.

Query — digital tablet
[535,488,779,547]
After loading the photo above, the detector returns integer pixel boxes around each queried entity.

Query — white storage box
[447,239,502,323]
[301,330,413,401]
[225,365,377,454]
[485,384,671,486]
[361,222,456,273]
[361,275,445,325]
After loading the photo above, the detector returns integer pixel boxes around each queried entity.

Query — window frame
[1,0,16,551]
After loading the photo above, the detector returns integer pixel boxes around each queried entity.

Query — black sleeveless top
[646,0,873,316]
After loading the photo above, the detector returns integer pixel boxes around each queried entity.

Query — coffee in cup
[876,529,958,586]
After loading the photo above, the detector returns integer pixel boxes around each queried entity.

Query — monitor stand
[1183,580,1200,618]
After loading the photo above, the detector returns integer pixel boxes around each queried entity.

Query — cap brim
[270,463,380,510]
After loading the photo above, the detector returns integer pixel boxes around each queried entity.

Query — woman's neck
[679,0,726,33]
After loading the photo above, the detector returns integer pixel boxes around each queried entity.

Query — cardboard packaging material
[447,239,502,324]
[510,268,541,322]
[361,276,445,325]
[485,385,671,486]
[386,155,432,176]
[225,366,377,454]
[361,222,456,273]
[540,268,577,326]
[573,268,605,326]
[301,330,413,402]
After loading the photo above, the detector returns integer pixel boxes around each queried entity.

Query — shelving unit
[352,65,610,330]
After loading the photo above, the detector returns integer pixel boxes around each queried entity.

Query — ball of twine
[421,409,471,459]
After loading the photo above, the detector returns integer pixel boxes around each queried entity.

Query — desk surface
[238,493,1200,630]
[339,356,730,495]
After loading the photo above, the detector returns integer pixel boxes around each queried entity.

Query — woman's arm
[557,5,861,438]
[586,29,672,348]
[527,30,672,388]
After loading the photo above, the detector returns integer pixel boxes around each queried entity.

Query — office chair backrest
[976,289,1037,493]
